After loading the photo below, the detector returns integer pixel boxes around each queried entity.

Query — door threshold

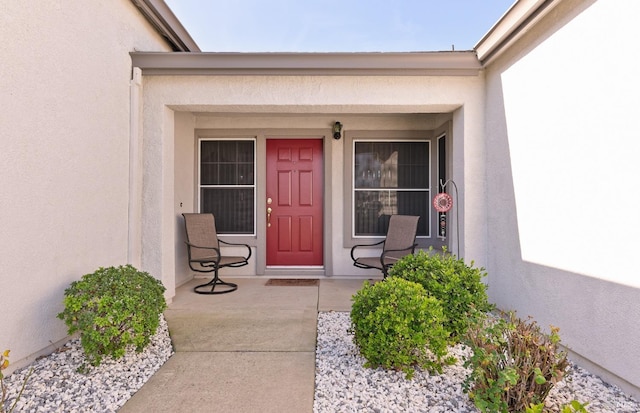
[264,267,325,277]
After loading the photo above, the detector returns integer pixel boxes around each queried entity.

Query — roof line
[475,0,560,65]
[131,0,200,52]
[129,51,482,76]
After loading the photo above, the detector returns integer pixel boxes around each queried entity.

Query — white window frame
[197,137,257,236]
[351,139,432,239]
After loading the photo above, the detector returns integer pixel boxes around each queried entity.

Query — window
[199,139,255,235]
[437,134,447,239]
[353,140,430,237]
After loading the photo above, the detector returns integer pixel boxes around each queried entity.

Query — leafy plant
[388,248,493,341]
[463,312,569,413]
[1,350,33,413]
[57,265,167,367]
[526,400,590,413]
[350,278,452,379]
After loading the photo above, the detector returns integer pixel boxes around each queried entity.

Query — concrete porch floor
[118,277,367,413]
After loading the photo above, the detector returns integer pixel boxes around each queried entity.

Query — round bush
[350,277,450,379]
[57,265,167,367]
[388,249,492,341]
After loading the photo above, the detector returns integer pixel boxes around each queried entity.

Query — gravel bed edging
[313,311,640,413]
[4,312,640,412]
[3,315,173,413]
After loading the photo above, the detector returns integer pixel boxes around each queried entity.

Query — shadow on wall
[484,34,640,396]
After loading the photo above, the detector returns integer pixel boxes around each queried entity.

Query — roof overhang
[475,0,562,65]
[129,1,563,70]
[131,0,200,52]
[130,51,482,76]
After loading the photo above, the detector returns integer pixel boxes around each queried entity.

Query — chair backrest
[183,213,220,260]
[383,215,420,259]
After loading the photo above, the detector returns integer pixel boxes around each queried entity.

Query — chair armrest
[184,241,221,255]
[219,239,253,261]
[381,243,418,266]
[350,239,385,261]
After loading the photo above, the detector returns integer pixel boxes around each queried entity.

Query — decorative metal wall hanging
[433,179,460,257]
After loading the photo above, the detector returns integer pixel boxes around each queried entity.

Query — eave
[475,0,562,65]
[131,0,200,52]
[129,51,482,76]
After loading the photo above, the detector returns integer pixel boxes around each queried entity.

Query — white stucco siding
[453,88,486,265]
[0,0,172,371]
[484,0,640,395]
[145,75,476,109]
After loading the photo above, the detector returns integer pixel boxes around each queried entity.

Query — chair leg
[193,269,238,294]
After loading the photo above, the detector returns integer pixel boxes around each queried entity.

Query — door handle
[267,207,272,227]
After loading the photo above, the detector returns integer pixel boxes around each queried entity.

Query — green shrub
[463,312,570,413]
[350,278,451,379]
[388,248,492,341]
[57,265,167,367]
[526,400,590,413]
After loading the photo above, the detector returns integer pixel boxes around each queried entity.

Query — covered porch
[129,51,488,300]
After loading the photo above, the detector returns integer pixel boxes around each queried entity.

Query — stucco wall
[484,0,640,395]
[0,0,172,371]
[139,74,486,291]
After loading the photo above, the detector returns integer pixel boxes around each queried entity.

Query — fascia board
[129,51,482,76]
[475,0,561,65]
[131,0,201,52]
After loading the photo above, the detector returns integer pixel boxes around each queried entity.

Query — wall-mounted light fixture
[333,121,343,140]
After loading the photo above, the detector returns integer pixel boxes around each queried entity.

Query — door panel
[278,171,292,205]
[277,216,292,251]
[266,139,323,266]
[299,216,313,251]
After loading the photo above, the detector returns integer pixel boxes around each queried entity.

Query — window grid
[352,140,431,238]
[198,138,256,235]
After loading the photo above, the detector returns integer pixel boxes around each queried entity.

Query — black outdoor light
[333,121,343,140]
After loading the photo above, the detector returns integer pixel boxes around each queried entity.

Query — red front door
[266,139,323,266]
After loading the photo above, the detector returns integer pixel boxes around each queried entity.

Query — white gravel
[2,316,173,413]
[4,312,640,412]
[313,311,640,413]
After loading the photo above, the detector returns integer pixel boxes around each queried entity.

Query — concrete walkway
[119,277,366,413]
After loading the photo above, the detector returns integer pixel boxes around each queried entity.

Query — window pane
[218,164,237,184]
[200,164,218,185]
[237,163,254,185]
[354,190,428,236]
[201,140,255,185]
[354,140,430,237]
[200,188,254,234]
[199,139,255,234]
[354,142,428,189]
[396,191,429,236]
[200,141,218,162]
[354,191,386,236]
[237,141,254,162]
[218,141,237,162]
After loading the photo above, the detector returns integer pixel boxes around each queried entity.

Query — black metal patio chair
[182,213,252,294]
[350,215,420,278]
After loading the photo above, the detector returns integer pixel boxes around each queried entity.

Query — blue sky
[165,0,515,52]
